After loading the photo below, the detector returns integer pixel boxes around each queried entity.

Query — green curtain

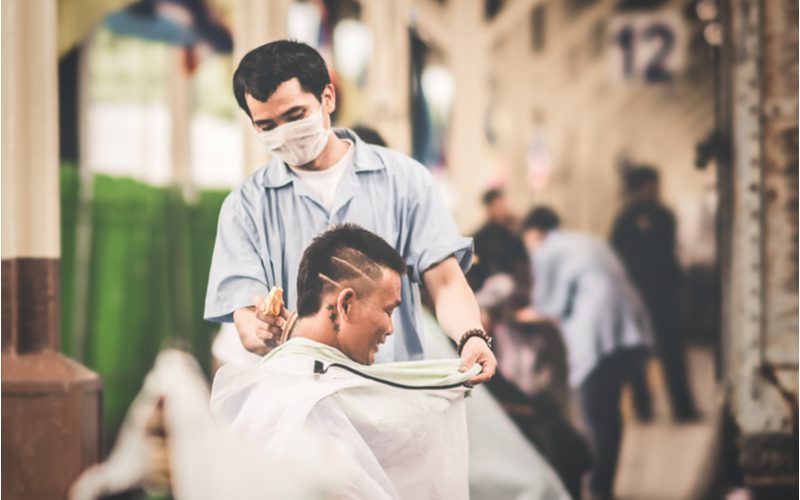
[59,166,229,441]
[185,189,230,370]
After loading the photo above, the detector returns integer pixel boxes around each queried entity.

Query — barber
[204,40,496,384]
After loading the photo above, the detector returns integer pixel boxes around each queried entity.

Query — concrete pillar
[446,0,490,231]
[363,0,412,153]
[1,0,102,497]
[501,16,536,218]
[233,0,292,176]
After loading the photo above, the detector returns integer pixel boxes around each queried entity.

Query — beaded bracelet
[457,329,492,355]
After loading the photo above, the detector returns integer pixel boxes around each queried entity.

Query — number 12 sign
[610,11,687,84]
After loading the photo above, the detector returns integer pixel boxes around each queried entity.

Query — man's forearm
[435,281,484,343]
[424,258,484,343]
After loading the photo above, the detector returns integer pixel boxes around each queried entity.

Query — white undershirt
[290,140,354,211]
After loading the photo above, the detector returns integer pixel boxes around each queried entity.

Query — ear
[322,83,336,114]
[337,288,356,320]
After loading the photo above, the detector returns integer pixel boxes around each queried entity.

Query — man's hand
[423,257,498,385]
[232,295,290,356]
[459,336,497,385]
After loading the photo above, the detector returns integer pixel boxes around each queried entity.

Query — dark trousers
[651,307,697,419]
[628,353,653,420]
[625,302,697,421]
[579,348,646,497]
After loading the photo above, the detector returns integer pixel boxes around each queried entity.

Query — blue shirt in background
[531,230,653,386]
[204,129,473,363]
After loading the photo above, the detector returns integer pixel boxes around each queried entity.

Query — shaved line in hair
[318,273,342,288]
[295,224,407,317]
[331,255,376,283]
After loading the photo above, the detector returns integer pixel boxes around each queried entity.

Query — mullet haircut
[296,224,406,317]
[233,40,331,119]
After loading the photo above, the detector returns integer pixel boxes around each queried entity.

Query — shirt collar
[262,128,387,188]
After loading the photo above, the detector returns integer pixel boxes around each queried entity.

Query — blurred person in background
[611,166,699,422]
[482,186,517,230]
[504,321,592,500]
[476,276,591,500]
[523,206,653,500]
[204,40,495,384]
[465,190,591,497]
[468,188,531,325]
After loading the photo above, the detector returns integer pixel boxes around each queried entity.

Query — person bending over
[204,40,495,386]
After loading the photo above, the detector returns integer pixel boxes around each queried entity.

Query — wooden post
[1,0,102,497]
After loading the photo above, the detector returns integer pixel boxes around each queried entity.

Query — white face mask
[256,104,331,166]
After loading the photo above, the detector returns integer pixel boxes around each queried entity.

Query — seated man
[211,224,480,500]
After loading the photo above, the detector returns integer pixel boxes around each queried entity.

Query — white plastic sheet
[211,314,570,499]
[422,313,570,500]
[211,337,480,499]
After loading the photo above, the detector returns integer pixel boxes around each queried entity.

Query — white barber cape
[210,337,480,500]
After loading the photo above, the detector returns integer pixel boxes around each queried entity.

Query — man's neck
[296,134,350,172]
[292,311,340,350]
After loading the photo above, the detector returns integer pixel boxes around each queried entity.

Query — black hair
[522,206,561,232]
[351,125,388,147]
[296,224,406,317]
[233,40,331,120]
[624,165,660,193]
[482,188,504,206]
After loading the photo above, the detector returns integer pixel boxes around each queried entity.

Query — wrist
[233,306,253,321]
[457,329,492,355]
